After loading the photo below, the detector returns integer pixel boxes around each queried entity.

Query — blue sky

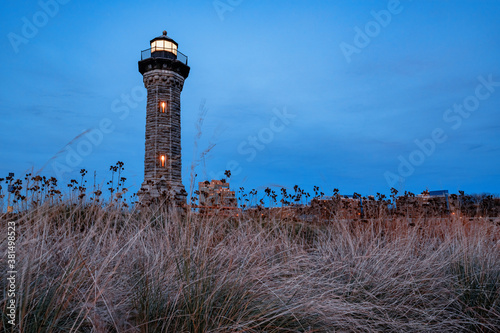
[1,0,499,198]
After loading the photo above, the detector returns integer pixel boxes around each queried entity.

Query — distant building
[198,180,237,208]
[396,189,456,216]
[419,190,451,211]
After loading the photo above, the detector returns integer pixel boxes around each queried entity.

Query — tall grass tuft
[1,201,499,332]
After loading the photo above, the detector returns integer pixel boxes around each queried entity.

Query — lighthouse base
[137,177,187,207]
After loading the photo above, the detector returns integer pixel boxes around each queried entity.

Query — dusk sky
[1,0,499,198]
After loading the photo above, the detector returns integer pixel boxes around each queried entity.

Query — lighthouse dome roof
[150,30,178,46]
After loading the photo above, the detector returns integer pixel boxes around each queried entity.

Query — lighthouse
[137,31,190,204]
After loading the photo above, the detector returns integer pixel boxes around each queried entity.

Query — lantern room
[139,30,190,75]
[150,30,178,59]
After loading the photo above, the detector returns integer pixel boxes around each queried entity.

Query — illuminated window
[160,155,166,167]
[158,101,168,113]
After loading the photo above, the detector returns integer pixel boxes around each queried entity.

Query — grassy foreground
[1,203,499,332]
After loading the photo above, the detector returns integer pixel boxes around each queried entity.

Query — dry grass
[1,202,499,332]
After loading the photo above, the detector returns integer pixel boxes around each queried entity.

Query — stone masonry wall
[139,69,186,203]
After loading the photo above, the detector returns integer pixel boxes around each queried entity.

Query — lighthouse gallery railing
[141,48,188,65]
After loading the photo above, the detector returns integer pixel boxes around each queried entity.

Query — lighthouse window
[160,101,166,113]
[160,155,166,167]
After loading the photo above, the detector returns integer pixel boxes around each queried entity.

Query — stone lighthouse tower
[137,31,190,204]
